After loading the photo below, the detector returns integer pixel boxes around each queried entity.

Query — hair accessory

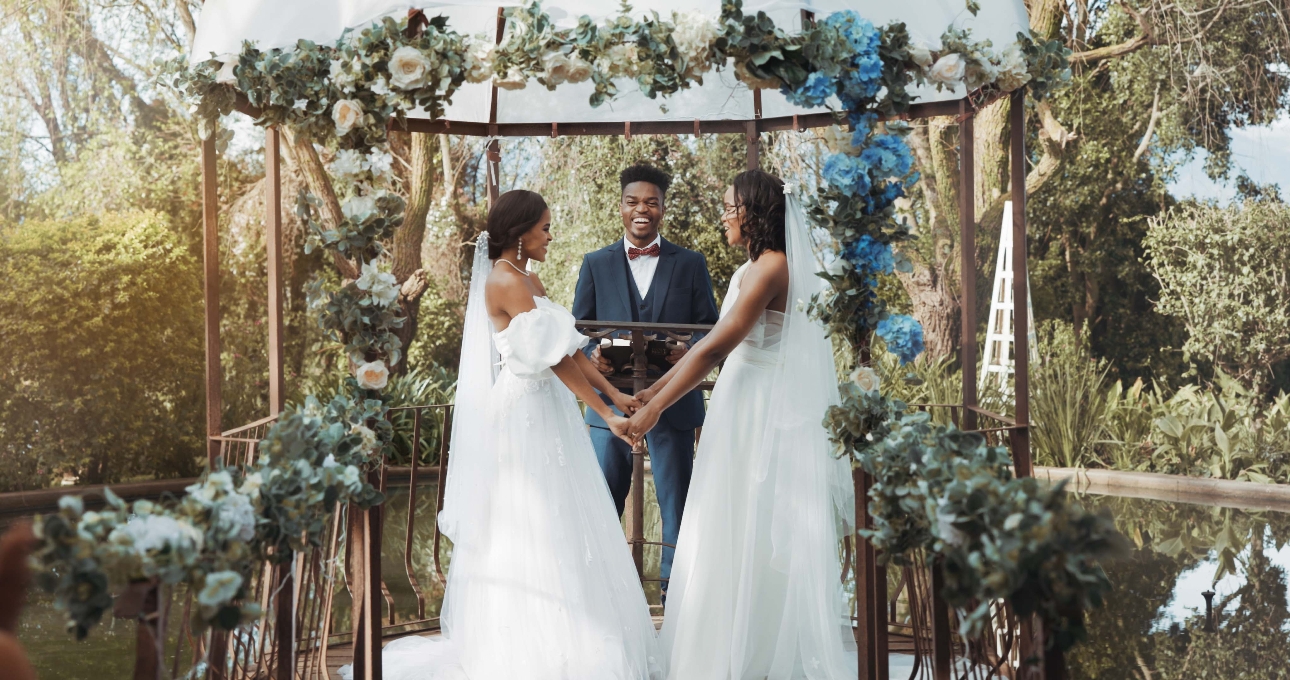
[783,182,797,196]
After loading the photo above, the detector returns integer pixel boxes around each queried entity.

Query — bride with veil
[627,169,856,679]
[349,190,663,680]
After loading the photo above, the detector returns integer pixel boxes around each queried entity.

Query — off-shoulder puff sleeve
[494,302,589,377]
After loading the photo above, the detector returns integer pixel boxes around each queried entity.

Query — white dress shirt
[624,235,662,298]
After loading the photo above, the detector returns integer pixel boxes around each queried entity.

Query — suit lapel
[608,239,634,319]
[648,239,679,323]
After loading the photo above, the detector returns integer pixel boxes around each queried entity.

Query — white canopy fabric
[192,0,1029,125]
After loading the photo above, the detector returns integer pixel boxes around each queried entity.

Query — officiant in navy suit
[572,164,720,602]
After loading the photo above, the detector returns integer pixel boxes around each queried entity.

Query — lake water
[14,486,1290,679]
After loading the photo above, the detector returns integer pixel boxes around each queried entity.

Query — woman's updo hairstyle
[486,190,549,259]
[732,169,786,260]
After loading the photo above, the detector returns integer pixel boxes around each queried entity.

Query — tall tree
[898,0,1290,363]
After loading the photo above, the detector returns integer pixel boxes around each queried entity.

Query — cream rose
[672,11,717,77]
[332,99,364,136]
[849,366,881,392]
[493,67,527,91]
[356,360,389,390]
[388,45,432,90]
[597,43,640,78]
[464,39,495,83]
[908,42,934,69]
[928,53,966,87]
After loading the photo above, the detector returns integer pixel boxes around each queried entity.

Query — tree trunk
[389,132,436,373]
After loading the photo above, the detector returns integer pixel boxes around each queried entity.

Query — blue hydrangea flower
[841,234,894,276]
[860,134,914,177]
[784,71,835,108]
[848,112,878,140]
[824,11,883,110]
[822,153,872,197]
[865,179,907,214]
[876,314,926,365]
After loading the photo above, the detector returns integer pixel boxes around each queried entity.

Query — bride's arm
[628,254,788,435]
[489,273,633,437]
[571,352,642,414]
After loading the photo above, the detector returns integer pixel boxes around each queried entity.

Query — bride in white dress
[361,190,664,680]
[627,170,856,679]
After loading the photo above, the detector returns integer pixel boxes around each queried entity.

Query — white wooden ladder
[980,201,1037,394]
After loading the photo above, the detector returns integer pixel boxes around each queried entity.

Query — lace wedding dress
[658,193,856,679]
[347,253,663,679]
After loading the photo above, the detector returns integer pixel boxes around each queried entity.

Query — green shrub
[1030,321,1111,469]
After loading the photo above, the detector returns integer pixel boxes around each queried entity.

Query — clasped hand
[608,404,661,448]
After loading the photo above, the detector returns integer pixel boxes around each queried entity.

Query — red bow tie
[628,244,660,260]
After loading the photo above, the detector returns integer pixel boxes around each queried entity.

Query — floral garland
[35,0,1080,651]
[838,410,1128,651]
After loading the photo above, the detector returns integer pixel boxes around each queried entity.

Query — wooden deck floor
[320,620,901,679]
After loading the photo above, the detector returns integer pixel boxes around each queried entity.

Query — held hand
[626,407,662,445]
[665,343,688,365]
[610,391,642,416]
[607,415,636,446]
[636,385,657,405]
[590,345,615,375]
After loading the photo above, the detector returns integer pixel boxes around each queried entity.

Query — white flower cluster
[671,12,719,80]
[331,148,394,180]
[917,39,1031,93]
[541,51,594,86]
[355,260,400,308]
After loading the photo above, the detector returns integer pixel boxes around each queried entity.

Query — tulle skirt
[658,346,856,679]
[366,368,664,680]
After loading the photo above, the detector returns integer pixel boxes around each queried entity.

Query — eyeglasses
[721,203,743,216]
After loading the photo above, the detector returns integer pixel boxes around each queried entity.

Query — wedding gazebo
[187,1,1038,679]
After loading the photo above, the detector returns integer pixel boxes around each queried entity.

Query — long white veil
[438,231,498,549]
[745,187,856,675]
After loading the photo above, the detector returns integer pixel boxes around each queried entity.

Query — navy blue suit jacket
[572,238,720,432]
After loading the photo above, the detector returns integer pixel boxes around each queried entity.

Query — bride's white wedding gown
[362,297,664,680]
[659,261,856,679]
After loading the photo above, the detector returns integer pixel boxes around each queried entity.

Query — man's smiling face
[620,180,665,246]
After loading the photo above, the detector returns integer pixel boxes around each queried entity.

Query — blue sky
[1169,114,1290,202]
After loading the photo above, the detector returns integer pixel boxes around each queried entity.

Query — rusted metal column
[202,135,223,466]
[1009,89,1033,478]
[958,103,978,432]
[929,560,953,680]
[365,471,384,679]
[853,469,870,680]
[628,328,647,577]
[348,504,369,678]
[486,8,505,206]
[746,88,762,171]
[118,581,162,680]
[274,557,296,680]
[265,127,286,416]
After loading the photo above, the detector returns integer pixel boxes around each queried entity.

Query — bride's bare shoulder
[748,250,789,282]
[486,264,538,316]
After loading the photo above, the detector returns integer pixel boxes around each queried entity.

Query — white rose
[928,53,966,87]
[464,39,495,83]
[215,59,238,86]
[964,51,999,91]
[597,43,639,78]
[332,99,364,136]
[342,194,377,220]
[493,67,527,91]
[850,366,881,393]
[356,360,389,390]
[388,45,432,90]
[351,424,379,452]
[825,257,848,277]
[908,42,934,68]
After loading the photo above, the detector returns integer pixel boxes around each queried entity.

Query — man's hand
[590,345,615,375]
[665,342,688,365]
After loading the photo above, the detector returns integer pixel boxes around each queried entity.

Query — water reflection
[23,485,1285,679]
[1070,495,1290,680]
